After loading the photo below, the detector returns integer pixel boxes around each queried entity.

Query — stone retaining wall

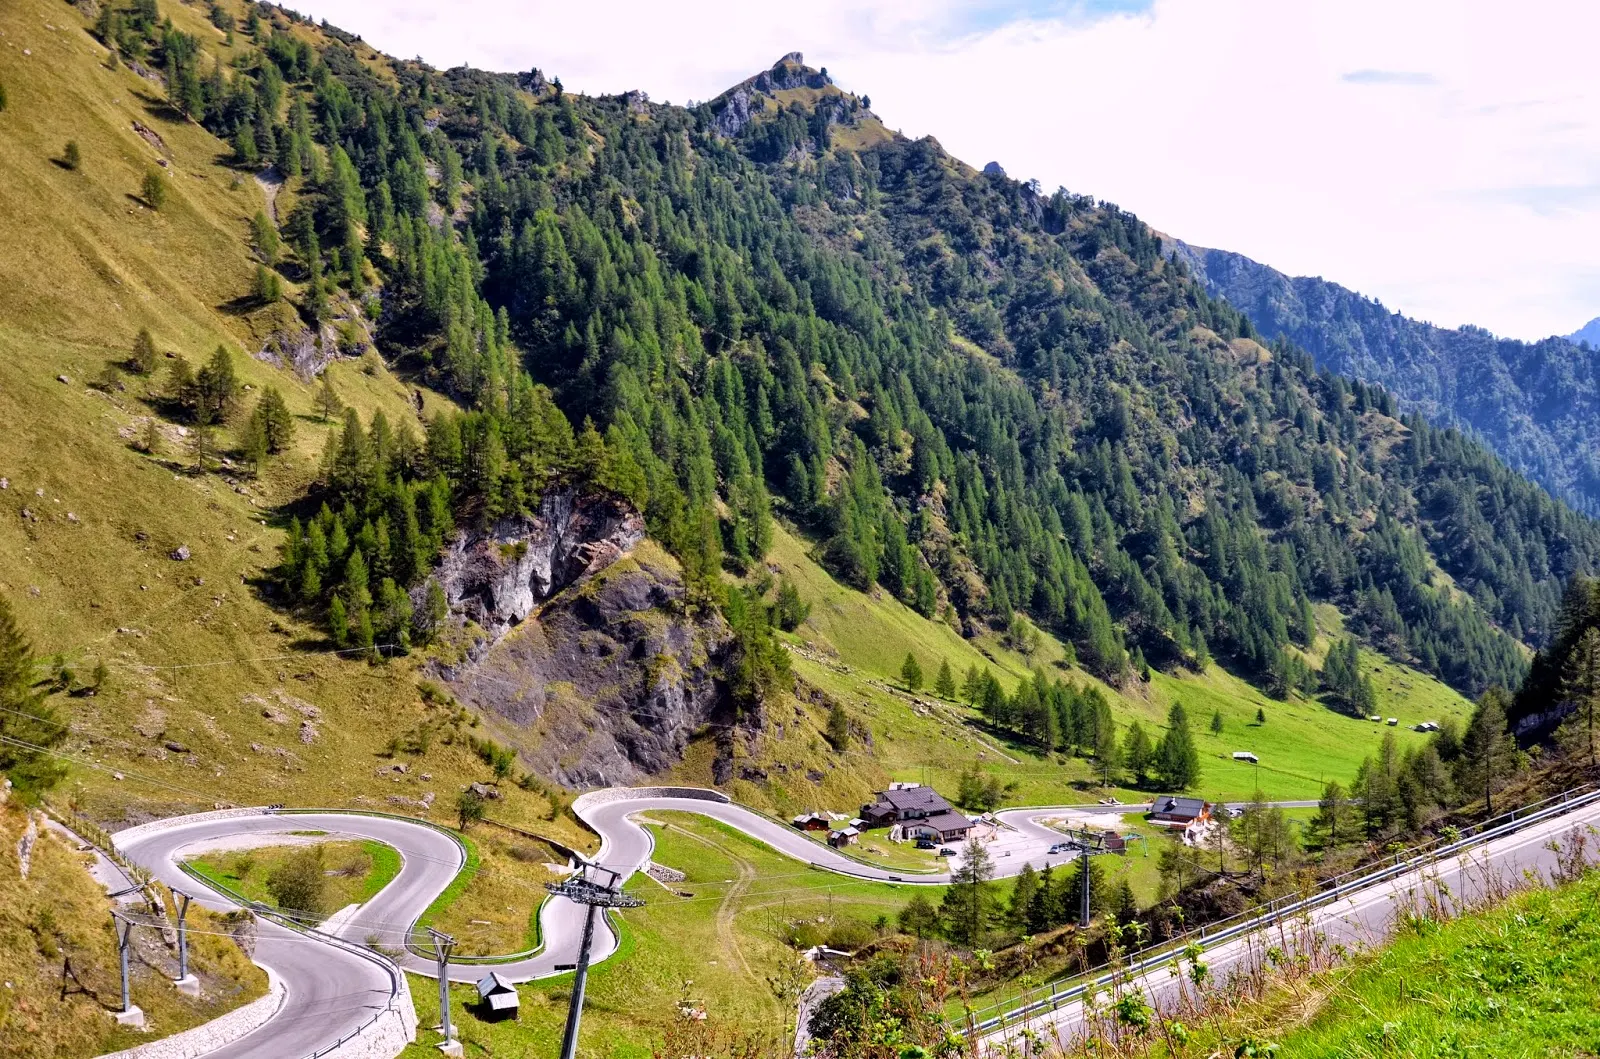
[571,785,729,815]
[96,968,286,1059]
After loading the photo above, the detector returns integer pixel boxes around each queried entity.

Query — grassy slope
[0,800,267,1058]
[0,0,590,958]
[402,809,929,1057]
[764,524,1473,806]
[1165,868,1600,1058]
[186,838,402,921]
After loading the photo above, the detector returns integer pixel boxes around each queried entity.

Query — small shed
[1231,751,1258,763]
[827,826,859,848]
[476,971,519,1017]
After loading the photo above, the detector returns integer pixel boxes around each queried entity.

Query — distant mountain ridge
[1570,317,1600,348]
[1171,242,1600,515]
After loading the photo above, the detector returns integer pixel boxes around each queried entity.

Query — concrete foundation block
[113,1005,146,1029]
[173,974,201,997]
[437,1040,464,1057]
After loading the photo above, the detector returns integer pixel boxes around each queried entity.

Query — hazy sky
[288,0,1600,341]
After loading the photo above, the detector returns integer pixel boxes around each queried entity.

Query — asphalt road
[114,791,1586,1058]
[977,794,1600,1053]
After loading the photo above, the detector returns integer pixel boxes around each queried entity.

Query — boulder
[171,545,191,561]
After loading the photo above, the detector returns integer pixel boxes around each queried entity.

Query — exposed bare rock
[444,538,735,789]
[429,490,644,643]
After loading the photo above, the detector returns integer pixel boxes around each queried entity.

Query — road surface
[113,790,1593,1058]
[977,792,1600,1053]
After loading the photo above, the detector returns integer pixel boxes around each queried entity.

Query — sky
[287,0,1600,341]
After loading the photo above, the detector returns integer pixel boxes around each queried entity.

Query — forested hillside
[77,5,1600,708]
[1175,241,1600,518]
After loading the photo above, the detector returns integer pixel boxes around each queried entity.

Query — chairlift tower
[547,864,644,1059]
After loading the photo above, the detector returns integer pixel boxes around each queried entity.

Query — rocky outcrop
[711,53,834,138]
[444,544,734,789]
[433,492,735,787]
[430,490,645,642]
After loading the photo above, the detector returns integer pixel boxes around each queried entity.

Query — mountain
[1570,317,1600,348]
[1,0,1594,821]
[1173,242,1600,516]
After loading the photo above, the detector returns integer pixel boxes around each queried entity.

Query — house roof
[1151,795,1208,819]
[870,786,954,815]
[477,971,517,998]
[921,810,973,834]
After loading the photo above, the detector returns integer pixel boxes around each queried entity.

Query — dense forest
[1177,241,1600,518]
[106,2,1600,706]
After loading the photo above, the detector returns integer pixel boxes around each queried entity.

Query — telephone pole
[547,864,644,1059]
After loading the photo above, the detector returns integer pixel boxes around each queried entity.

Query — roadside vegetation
[185,838,400,923]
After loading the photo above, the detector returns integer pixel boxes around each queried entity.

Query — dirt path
[255,165,285,226]
[660,819,759,984]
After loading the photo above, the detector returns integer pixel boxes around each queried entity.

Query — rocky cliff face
[431,491,645,641]
[432,493,734,788]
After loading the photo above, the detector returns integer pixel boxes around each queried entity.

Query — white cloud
[289,0,1600,340]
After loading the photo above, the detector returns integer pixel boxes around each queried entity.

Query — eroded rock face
[431,490,645,641]
[444,546,733,788]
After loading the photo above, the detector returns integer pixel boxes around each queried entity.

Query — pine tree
[130,328,158,374]
[1154,702,1200,790]
[825,698,850,751]
[314,374,342,421]
[1461,688,1514,815]
[1307,780,1355,849]
[63,141,81,170]
[1093,716,1122,786]
[0,593,67,796]
[1122,721,1153,784]
[252,210,280,266]
[934,659,957,700]
[962,664,983,705]
[1210,709,1223,735]
[142,168,165,210]
[1255,706,1266,725]
[900,652,923,692]
[939,838,993,945]
[1561,627,1600,767]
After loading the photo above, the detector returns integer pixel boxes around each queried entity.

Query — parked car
[1048,842,1072,855]
[915,839,936,850]
[1226,806,1244,819]
[938,847,957,857]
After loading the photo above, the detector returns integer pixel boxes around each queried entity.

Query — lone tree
[900,652,923,692]
[939,837,994,945]
[456,787,486,830]
[1462,688,1515,816]
[314,374,342,421]
[933,659,957,700]
[826,698,850,751]
[1154,702,1200,791]
[1254,706,1266,725]
[130,328,158,374]
[63,141,81,170]
[0,594,67,797]
[266,846,328,916]
[142,168,166,210]
[1210,709,1224,735]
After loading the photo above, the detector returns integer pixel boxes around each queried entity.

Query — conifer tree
[933,659,957,700]
[825,699,849,751]
[1154,702,1200,790]
[314,374,342,422]
[1561,627,1600,767]
[0,593,66,796]
[1210,709,1223,735]
[130,328,158,374]
[142,168,165,210]
[1122,721,1153,783]
[63,141,81,170]
[1461,688,1514,815]
[900,652,923,692]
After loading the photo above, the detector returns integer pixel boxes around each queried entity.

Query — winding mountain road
[110,788,1600,1058]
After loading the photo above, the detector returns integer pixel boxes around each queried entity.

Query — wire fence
[967,783,1600,1034]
